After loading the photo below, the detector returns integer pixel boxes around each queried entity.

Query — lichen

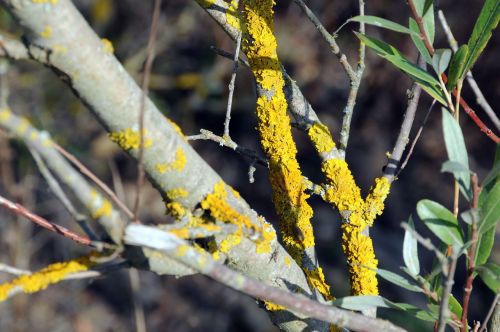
[307,123,336,153]
[225,0,240,29]
[196,0,216,8]
[165,202,186,218]
[40,26,52,39]
[89,190,112,219]
[0,108,11,122]
[169,228,190,239]
[304,267,332,300]
[284,255,291,267]
[175,244,190,256]
[255,222,275,254]
[155,148,186,173]
[0,256,93,302]
[101,38,114,54]
[109,128,153,150]
[166,118,186,140]
[264,301,286,311]
[16,118,30,135]
[32,0,58,4]
[166,188,189,200]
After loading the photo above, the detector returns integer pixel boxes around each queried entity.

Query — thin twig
[223,30,242,139]
[478,293,500,332]
[124,224,407,332]
[438,254,458,332]
[0,263,30,275]
[437,10,500,131]
[384,57,424,181]
[338,0,366,156]
[129,268,147,332]
[397,100,437,177]
[0,194,93,247]
[292,0,356,81]
[54,144,135,220]
[134,0,162,223]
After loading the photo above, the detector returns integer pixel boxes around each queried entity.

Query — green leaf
[482,143,500,189]
[476,263,500,292]
[474,225,495,266]
[413,0,435,43]
[442,109,472,200]
[355,32,446,104]
[432,49,452,74]
[331,295,404,311]
[349,16,420,36]
[462,0,500,77]
[447,44,469,90]
[448,295,463,318]
[417,199,464,245]
[441,160,470,176]
[478,181,500,235]
[460,208,480,225]
[403,216,420,275]
[409,18,432,64]
[376,268,423,292]
[395,303,437,322]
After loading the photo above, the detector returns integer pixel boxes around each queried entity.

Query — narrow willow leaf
[349,16,419,36]
[460,208,480,225]
[417,199,464,246]
[447,44,469,90]
[482,143,500,189]
[355,32,446,104]
[409,18,432,64]
[413,0,435,43]
[448,295,463,318]
[474,226,495,266]
[376,268,423,292]
[462,0,500,77]
[442,109,472,200]
[476,263,500,292]
[432,49,452,74]
[396,303,437,322]
[403,216,420,275]
[441,160,469,175]
[331,295,404,311]
[478,181,500,235]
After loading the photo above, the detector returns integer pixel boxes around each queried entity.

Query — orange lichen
[166,188,189,200]
[109,128,153,150]
[218,231,242,254]
[264,301,286,311]
[307,123,336,153]
[155,148,186,173]
[255,222,275,254]
[165,202,186,218]
[101,38,114,53]
[175,244,190,256]
[196,0,216,8]
[169,228,190,239]
[0,256,93,302]
[364,177,391,222]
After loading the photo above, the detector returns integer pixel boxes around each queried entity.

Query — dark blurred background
[0,0,498,331]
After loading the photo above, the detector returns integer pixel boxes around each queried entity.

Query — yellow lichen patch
[166,118,185,140]
[169,228,190,239]
[166,188,189,200]
[32,0,57,4]
[16,118,31,135]
[89,190,112,219]
[364,177,391,223]
[29,131,39,141]
[242,0,315,263]
[175,244,190,257]
[165,202,186,218]
[155,148,187,173]
[225,0,240,29]
[304,267,333,300]
[0,108,11,122]
[307,123,336,153]
[0,256,93,302]
[196,0,216,8]
[201,181,254,231]
[101,38,114,54]
[52,44,68,54]
[40,26,52,39]
[108,128,153,151]
[342,228,379,295]
[284,255,291,267]
[264,301,286,311]
[218,231,242,254]
[255,222,275,254]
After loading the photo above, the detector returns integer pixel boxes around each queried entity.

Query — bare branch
[224,30,242,139]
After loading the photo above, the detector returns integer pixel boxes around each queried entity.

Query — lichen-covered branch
[241,0,331,301]
[0,0,322,329]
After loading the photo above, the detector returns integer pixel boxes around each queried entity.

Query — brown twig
[0,194,93,246]
[134,0,162,223]
[406,0,500,143]
[461,173,482,332]
[54,143,135,220]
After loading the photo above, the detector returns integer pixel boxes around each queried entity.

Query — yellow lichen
[166,118,185,140]
[52,44,68,54]
[0,256,93,302]
[0,108,11,122]
[284,255,291,267]
[175,244,190,256]
[16,118,30,135]
[364,177,391,222]
[255,222,275,254]
[225,0,240,29]
[101,38,114,54]
[32,0,58,4]
[175,73,201,89]
[307,123,336,153]
[196,0,216,8]
[166,188,189,200]
[108,128,153,150]
[264,301,286,311]
[170,228,190,239]
[89,190,112,219]
[304,267,333,300]
[155,148,187,173]
[218,231,242,254]
[165,202,186,218]
[40,26,52,39]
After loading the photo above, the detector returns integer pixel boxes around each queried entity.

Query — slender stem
[223,30,242,138]
[0,194,93,247]
[478,293,500,332]
[134,0,162,223]
[438,255,458,332]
